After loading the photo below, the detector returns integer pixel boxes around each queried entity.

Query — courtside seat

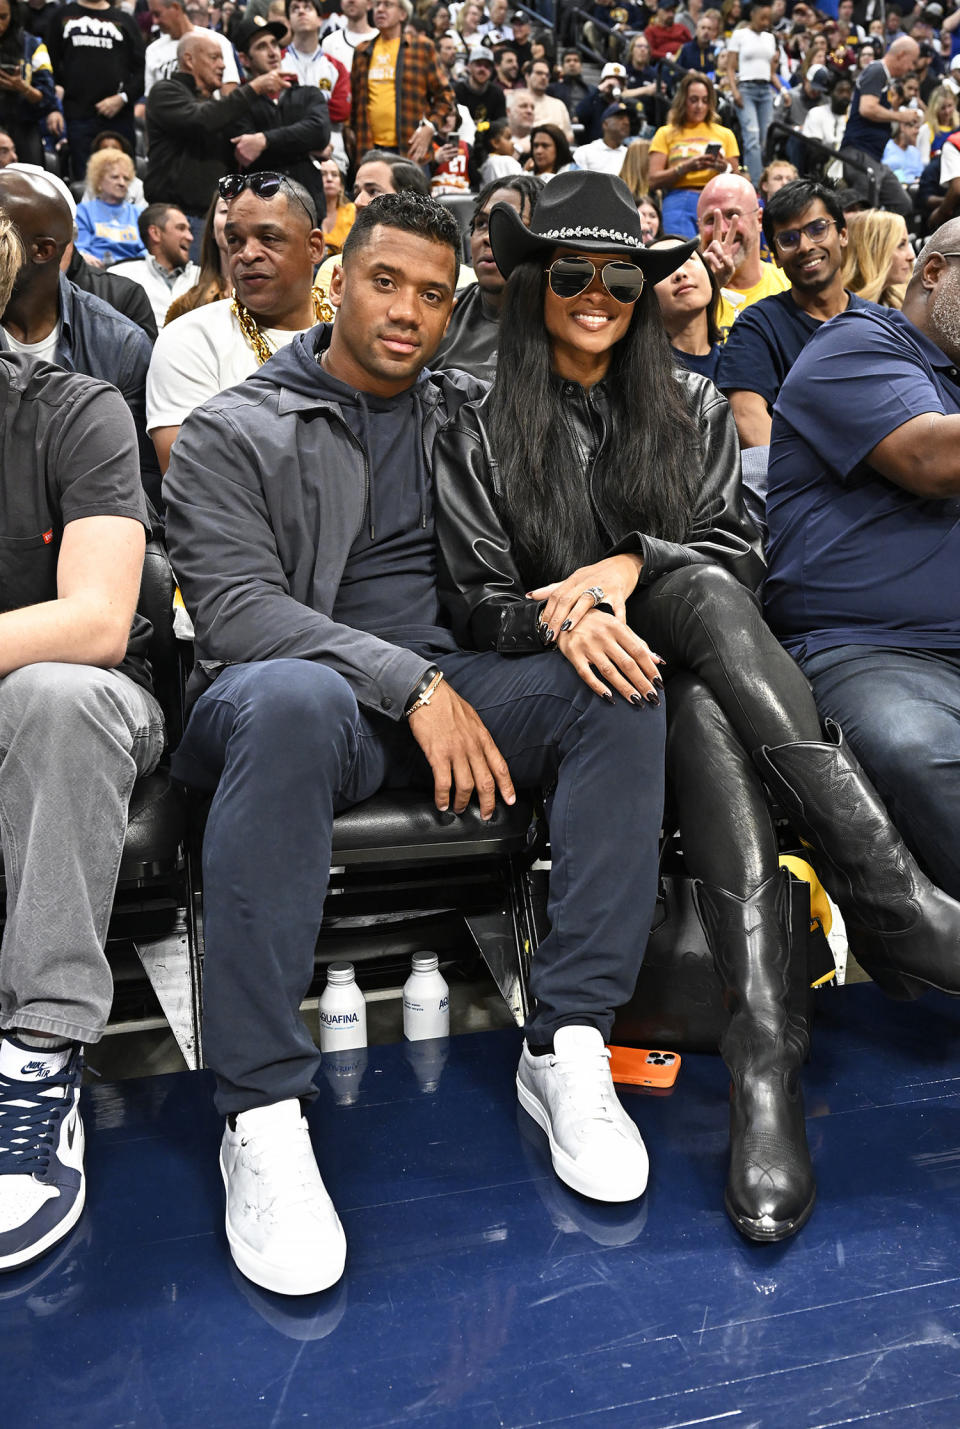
[329,790,536,865]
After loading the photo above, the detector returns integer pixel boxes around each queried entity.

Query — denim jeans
[0,664,165,1043]
[800,644,960,899]
[661,188,701,239]
[173,652,667,1115]
[738,80,774,185]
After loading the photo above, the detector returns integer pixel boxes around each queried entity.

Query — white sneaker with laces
[220,1098,346,1296]
[516,1025,649,1203]
[0,1038,85,1273]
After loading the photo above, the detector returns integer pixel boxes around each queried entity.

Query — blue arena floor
[5,983,960,1429]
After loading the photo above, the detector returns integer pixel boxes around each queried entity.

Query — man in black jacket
[164,193,665,1297]
[228,16,330,210]
[145,31,299,255]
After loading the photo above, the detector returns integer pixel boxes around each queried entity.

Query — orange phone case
[607,1045,681,1089]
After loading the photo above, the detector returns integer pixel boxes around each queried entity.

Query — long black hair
[0,0,23,67]
[486,258,701,585]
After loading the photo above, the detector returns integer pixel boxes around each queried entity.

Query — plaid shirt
[351,30,454,156]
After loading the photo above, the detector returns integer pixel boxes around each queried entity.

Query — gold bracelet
[405,670,444,718]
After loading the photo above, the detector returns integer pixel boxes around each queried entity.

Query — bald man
[697,172,790,336]
[0,168,161,509]
[838,34,919,217]
[765,218,960,902]
[145,31,292,254]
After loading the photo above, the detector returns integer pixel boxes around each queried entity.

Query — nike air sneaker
[517,1025,649,1203]
[0,1037,85,1272]
[220,1098,347,1296]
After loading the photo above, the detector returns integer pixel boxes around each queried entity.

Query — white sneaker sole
[219,1152,347,1297]
[0,1116,86,1273]
[516,1073,648,1204]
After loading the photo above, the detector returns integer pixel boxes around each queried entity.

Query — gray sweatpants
[0,663,165,1044]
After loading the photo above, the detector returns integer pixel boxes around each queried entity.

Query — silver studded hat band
[488,169,700,287]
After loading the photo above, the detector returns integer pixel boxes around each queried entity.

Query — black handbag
[611,871,835,1054]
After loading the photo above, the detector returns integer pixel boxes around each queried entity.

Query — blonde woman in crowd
[841,209,914,309]
[75,148,145,268]
[319,158,355,257]
[619,137,651,199]
[918,85,960,167]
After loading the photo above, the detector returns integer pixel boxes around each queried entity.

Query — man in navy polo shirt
[838,33,918,216]
[764,217,960,900]
[717,179,874,449]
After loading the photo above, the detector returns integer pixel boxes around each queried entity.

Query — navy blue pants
[801,643,960,900]
[173,650,666,1114]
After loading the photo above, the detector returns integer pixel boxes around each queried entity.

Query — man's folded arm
[163,405,432,717]
[867,413,960,498]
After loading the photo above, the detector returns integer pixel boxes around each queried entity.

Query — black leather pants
[627,562,822,755]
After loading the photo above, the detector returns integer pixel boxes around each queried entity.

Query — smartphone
[704,142,722,158]
[0,63,21,74]
[607,1046,681,1089]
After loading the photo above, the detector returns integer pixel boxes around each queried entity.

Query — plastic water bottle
[318,963,367,1052]
[402,954,450,1041]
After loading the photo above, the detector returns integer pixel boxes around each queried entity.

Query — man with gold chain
[146,172,328,475]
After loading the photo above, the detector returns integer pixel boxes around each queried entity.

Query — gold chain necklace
[232,291,334,366]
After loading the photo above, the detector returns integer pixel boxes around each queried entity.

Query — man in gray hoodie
[164,192,667,1298]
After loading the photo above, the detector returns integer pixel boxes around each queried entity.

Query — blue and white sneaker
[0,1037,85,1272]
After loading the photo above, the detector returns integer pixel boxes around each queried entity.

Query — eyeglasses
[773,216,840,253]
[544,256,645,304]
[218,171,317,227]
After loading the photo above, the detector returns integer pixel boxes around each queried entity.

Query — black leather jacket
[432,366,764,654]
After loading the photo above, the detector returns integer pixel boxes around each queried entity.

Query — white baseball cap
[601,62,627,79]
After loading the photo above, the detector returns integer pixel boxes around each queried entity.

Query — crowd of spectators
[6,0,960,1306]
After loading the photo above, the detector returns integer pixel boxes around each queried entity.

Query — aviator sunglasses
[218,170,317,226]
[544,256,646,304]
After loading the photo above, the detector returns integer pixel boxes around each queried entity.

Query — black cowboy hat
[489,170,698,284]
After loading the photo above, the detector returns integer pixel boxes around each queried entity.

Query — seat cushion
[330,790,537,866]
[118,769,186,879]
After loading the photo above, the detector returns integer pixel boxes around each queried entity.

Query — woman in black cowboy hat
[435,168,960,1244]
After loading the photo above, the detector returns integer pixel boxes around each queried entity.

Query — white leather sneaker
[516,1026,649,1203]
[220,1099,346,1296]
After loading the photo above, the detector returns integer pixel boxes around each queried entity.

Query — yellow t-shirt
[367,36,400,149]
[649,121,740,190]
[717,261,792,340]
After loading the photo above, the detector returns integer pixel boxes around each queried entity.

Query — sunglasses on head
[544,256,646,304]
[218,171,317,226]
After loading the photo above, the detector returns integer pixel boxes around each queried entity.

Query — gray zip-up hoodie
[163,324,485,717]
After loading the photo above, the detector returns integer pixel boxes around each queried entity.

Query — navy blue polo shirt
[764,306,960,658]
[716,289,873,410]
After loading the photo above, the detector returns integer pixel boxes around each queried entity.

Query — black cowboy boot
[693,870,815,1244]
[755,720,960,999]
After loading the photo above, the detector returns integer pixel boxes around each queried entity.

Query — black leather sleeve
[433,400,545,654]
[608,370,766,594]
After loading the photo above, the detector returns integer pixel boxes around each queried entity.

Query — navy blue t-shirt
[716,289,873,409]
[764,306,960,658]
[672,345,720,382]
[841,61,893,161]
[312,362,457,659]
